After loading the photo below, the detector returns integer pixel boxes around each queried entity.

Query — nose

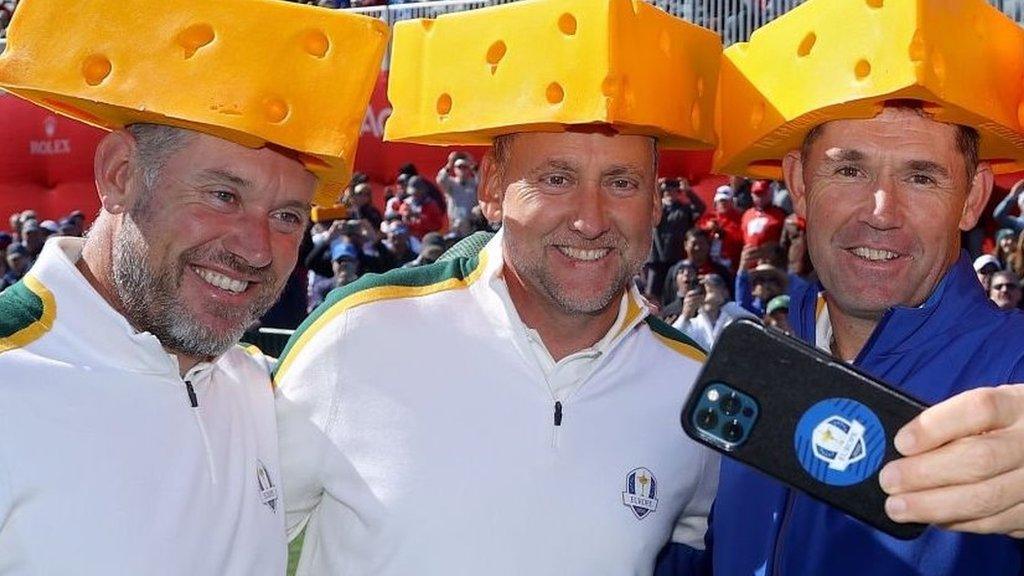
[863,177,902,230]
[569,181,611,239]
[223,211,273,269]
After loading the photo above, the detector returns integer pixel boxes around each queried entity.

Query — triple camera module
[690,382,759,451]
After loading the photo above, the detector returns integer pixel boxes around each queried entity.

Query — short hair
[126,124,195,190]
[990,270,1021,291]
[685,227,710,243]
[801,102,980,179]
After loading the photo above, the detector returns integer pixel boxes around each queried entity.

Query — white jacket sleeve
[274,311,348,539]
[670,447,720,549]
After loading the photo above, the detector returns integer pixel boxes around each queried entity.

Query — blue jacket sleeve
[735,270,758,315]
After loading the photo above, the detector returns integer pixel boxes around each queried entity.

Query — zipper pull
[185,380,199,408]
[554,401,563,426]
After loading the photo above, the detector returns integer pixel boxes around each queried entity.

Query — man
[706,0,1024,572]
[0,0,386,573]
[974,253,1002,291]
[663,228,733,306]
[275,1,723,573]
[989,270,1022,311]
[739,179,786,250]
[647,177,705,299]
[0,241,29,291]
[671,273,754,351]
[697,184,743,270]
[436,152,480,227]
[660,260,698,324]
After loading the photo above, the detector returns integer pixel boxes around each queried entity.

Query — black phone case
[681,318,928,540]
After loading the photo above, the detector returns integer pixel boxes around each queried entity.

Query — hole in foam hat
[486,40,506,74]
[176,23,215,59]
[558,13,577,36]
[797,32,816,57]
[855,59,871,79]
[82,54,112,86]
[437,93,453,117]
[865,0,883,7]
[302,30,330,58]
[263,97,290,123]
[546,82,564,105]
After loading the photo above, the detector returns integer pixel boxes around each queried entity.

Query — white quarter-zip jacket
[0,238,285,575]
[275,230,719,576]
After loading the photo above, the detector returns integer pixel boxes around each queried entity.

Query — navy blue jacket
[707,254,1024,575]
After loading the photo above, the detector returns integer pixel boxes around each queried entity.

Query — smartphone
[681,318,928,539]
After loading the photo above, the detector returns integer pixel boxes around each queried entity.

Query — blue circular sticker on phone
[794,398,886,487]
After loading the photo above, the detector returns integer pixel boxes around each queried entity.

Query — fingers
[879,429,1024,493]
[884,464,1024,526]
[894,385,1024,456]
[939,502,1024,538]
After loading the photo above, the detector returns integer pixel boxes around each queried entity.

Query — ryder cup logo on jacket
[256,460,279,512]
[622,467,658,520]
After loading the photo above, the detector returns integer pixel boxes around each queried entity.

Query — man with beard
[0,0,386,573]
[273,1,722,574]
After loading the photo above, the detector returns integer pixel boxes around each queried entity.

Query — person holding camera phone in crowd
[671,273,754,352]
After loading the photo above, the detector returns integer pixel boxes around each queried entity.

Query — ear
[959,162,994,231]
[477,150,504,224]
[93,130,138,215]
[782,150,807,218]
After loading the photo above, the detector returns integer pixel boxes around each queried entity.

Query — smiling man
[704,0,1024,573]
[0,0,385,573]
[272,1,722,574]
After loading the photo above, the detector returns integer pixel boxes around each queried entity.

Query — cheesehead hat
[384,0,722,150]
[715,0,1024,179]
[0,0,388,206]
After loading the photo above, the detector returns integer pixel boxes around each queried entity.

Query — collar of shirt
[26,236,217,380]
[475,229,649,399]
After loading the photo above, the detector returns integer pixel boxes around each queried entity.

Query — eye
[542,173,572,188]
[607,177,639,192]
[908,173,938,186]
[272,209,307,231]
[834,165,862,178]
[208,189,238,205]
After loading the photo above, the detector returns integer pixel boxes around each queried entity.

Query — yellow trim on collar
[650,331,707,363]
[274,249,490,384]
[0,275,57,354]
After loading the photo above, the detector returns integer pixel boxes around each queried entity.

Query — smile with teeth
[193,266,249,294]
[849,247,900,262]
[556,246,611,262]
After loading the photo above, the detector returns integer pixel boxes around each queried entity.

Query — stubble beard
[110,210,281,359]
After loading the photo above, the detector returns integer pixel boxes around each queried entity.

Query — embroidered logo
[622,467,658,520]
[256,460,279,512]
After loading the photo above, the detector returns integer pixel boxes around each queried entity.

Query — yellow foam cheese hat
[715,0,1024,179]
[0,0,388,206]
[383,0,722,150]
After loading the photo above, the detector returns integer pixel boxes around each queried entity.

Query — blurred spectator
[662,228,733,306]
[400,176,445,238]
[1008,232,1024,279]
[19,220,48,259]
[993,179,1024,233]
[729,175,753,211]
[646,177,705,301]
[779,213,814,279]
[380,220,417,268]
[740,179,787,252]
[2,243,30,291]
[995,228,1017,270]
[660,260,698,324]
[671,273,755,351]
[974,254,1002,292]
[764,294,792,335]
[0,0,17,38]
[736,262,788,317]
[436,152,479,228]
[989,270,1022,311]
[345,182,383,230]
[771,180,793,214]
[697,185,744,271]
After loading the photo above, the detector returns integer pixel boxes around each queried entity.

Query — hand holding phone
[681,319,928,539]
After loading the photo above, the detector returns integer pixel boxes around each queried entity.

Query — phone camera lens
[723,419,745,442]
[697,408,718,431]
[721,392,741,416]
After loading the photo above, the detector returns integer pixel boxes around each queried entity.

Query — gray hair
[125,123,195,190]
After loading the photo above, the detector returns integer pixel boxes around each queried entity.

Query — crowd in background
[645,174,1024,351]
[5,157,1024,350]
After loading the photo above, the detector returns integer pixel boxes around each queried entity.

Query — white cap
[974,254,1001,272]
[714,185,734,203]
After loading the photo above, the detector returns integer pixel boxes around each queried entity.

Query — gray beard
[110,213,277,359]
